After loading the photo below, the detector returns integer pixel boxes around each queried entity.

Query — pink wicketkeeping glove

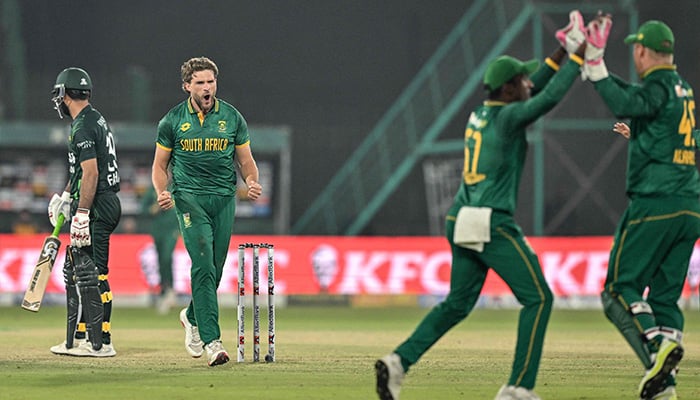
[556,10,587,54]
[584,13,613,81]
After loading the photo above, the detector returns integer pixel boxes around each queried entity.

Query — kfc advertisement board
[0,234,695,298]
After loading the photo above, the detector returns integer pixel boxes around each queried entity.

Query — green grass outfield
[1,305,699,399]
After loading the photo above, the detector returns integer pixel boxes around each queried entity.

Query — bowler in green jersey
[152,57,263,367]
[376,24,587,399]
[587,19,700,399]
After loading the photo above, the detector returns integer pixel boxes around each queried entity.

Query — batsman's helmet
[52,67,92,118]
[55,67,93,91]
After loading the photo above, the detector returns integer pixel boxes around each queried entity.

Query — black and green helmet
[55,67,92,90]
[51,67,92,118]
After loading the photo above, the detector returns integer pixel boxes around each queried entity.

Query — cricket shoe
[205,340,230,366]
[639,339,683,400]
[649,386,677,400]
[67,341,117,357]
[179,308,204,358]
[494,384,542,400]
[375,353,405,400]
[50,338,87,355]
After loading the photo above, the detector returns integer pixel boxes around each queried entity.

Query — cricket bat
[21,213,65,312]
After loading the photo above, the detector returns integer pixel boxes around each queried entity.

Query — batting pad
[601,290,652,368]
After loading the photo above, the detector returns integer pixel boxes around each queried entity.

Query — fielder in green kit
[584,18,700,400]
[152,56,263,367]
[376,11,589,400]
[140,187,180,314]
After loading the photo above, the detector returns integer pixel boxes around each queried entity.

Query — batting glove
[48,191,71,227]
[556,10,587,54]
[70,208,91,247]
[584,12,613,82]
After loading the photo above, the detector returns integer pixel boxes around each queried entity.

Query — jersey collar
[72,104,93,122]
[641,64,676,79]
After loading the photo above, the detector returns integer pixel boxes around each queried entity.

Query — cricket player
[376,11,589,400]
[141,187,180,314]
[47,67,121,357]
[586,18,700,400]
[152,56,263,367]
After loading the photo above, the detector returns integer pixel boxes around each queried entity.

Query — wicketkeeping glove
[556,10,587,54]
[584,13,613,82]
[70,208,91,247]
[48,191,71,227]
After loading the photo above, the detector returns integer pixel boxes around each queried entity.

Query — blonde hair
[180,56,219,84]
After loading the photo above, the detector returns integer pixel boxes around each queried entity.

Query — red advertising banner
[0,234,695,297]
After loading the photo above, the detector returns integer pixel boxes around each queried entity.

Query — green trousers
[174,191,235,345]
[152,223,179,293]
[395,208,553,389]
[605,196,700,348]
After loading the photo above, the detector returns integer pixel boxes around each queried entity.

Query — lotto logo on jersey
[180,122,191,132]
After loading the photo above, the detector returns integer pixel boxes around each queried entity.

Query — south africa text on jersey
[180,138,229,152]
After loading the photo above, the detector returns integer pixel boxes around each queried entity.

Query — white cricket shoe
[639,339,683,400]
[67,341,117,357]
[494,384,542,400]
[179,308,204,358]
[50,338,87,355]
[205,340,230,366]
[650,385,677,400]
[375,353,405,400]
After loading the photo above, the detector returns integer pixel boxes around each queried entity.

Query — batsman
[47,67,122,357]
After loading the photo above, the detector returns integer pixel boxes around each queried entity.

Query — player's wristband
[569,54,584,66]
[544,57,559,71]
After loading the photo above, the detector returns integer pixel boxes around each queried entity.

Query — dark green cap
[624,20,674,53]
[483,56,539,91]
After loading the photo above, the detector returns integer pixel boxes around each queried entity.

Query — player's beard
[193,93,214,113]
[59,102,71,118]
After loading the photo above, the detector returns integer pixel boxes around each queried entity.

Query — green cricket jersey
[454,58,583,214]
[594,66,700,197]
[68,105,120,199]
[156,98,250,196]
